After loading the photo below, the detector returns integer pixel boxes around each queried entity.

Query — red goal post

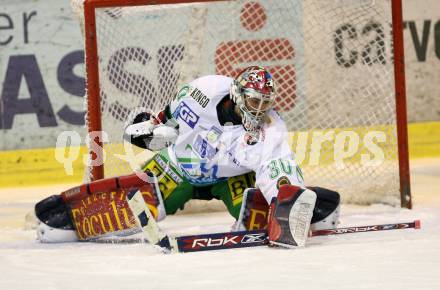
[73,0,411,208]
[81,0,229,182]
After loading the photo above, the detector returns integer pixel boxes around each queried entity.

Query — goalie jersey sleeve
[168,75,305,204]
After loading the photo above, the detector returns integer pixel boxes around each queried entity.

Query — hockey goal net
[71,0,411,208]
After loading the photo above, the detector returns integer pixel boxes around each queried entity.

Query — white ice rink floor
[0,158,439,290]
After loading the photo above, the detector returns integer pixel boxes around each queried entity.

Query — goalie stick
[126,189,174,252]
[126,181,421,253]
[174,220,421,253]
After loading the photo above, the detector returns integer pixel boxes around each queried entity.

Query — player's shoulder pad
[189,75,232,101]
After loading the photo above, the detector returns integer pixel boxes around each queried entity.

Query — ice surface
[0,158,439,290]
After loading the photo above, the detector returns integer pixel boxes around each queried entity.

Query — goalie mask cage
[71,0,411,208]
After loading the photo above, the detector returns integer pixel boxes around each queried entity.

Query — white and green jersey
[168,75,304,203]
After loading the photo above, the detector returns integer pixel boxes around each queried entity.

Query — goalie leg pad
[311,205,340,231]
[232,186,339,233]
[35,195,78,243]
[68,183,163,240]
[35,195,74,230]
[34,172,166,242]
[267,185,316,248]
[308,186,340,231]
[36,221,79,243]
[233,188,269,231]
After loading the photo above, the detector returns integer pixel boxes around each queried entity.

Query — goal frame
[81,0,412,208]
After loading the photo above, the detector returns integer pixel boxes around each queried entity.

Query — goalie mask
[230,66,276,135]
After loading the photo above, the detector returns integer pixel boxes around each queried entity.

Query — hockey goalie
[35,66,340,249]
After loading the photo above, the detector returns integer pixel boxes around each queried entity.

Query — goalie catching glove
[124,107,179,151]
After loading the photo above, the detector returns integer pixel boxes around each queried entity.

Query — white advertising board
[0,0,439,151]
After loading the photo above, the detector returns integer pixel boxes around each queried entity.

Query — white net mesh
[72,0,403,206]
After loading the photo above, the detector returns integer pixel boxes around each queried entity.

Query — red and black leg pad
[237,186,339,232]
[267,185,304,245]
[240,189,269,230]
[267,185,316,248]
